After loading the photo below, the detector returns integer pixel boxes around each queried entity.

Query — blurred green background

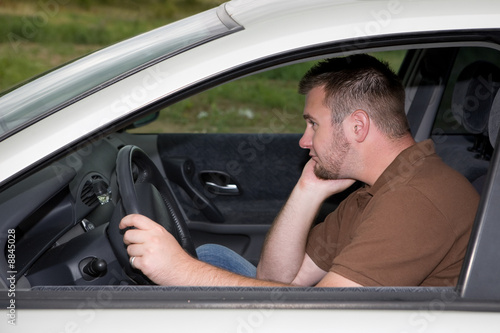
[0,0,405,133]
[0,0,225,90]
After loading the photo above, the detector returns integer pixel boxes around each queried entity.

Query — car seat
[488,90,500,149]
[438,61,500,192]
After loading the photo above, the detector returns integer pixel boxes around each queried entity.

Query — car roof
[226,0,500,32]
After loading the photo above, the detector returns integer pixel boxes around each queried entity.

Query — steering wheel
[108,145,197,284]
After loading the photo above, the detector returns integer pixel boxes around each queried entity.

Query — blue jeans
[196,244,257,278]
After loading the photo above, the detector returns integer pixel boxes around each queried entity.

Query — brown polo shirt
[306,139,479,286]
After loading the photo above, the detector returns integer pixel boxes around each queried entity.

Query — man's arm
[256,160,355,284]
[120,214,360,287]
[120,214,286,286]
[255,181,326,283]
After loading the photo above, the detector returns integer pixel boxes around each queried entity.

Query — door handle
[204,182,239,195]
[200,171,241,196]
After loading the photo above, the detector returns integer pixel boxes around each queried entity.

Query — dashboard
[0,134,135,287]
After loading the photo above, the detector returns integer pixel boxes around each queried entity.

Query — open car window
[1,43,495,288]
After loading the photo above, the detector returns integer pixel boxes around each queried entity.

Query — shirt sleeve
[306,213,340,272]
[305,189,357,272]
[330,186,456,286]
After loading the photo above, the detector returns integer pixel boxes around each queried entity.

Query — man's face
[299,86,351,180]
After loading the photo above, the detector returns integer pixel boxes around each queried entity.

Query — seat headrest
[452,61,500,135]
[489,90,500,147]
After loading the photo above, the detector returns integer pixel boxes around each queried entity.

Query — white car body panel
[1,0,500,186]
[2,308,500,332]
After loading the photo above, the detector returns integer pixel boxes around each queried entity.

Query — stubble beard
[313,129,351,180]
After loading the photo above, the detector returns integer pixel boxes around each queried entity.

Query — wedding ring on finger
[129,256,137,270]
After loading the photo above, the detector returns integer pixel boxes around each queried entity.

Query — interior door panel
[156,133,308,262]
[157,133,308,224]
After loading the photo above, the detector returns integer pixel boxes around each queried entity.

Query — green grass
[0,1,406,134]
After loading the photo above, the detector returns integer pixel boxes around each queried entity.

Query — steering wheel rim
[108,145,197,284]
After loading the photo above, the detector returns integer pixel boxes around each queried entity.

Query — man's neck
[359,134,416,186]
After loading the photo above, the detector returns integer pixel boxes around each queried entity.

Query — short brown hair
[298,54,410,138]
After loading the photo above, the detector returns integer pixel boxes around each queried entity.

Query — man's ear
[350,109,369,142]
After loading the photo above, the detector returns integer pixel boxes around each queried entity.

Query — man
[120,54,479,287]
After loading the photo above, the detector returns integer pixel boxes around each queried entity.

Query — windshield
[0,7,240,141]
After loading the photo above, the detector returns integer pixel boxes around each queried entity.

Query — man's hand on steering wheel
[119,214,192,285]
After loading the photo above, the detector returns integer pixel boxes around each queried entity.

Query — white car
[1,0,500,331]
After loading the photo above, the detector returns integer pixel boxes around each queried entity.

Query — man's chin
[314,165,338,180]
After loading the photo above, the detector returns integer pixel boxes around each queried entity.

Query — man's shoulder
[374,151,479,229]
[382,141,478,198]
[412,151,479,197]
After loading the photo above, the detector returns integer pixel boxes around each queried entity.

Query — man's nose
[299,130,312,149]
